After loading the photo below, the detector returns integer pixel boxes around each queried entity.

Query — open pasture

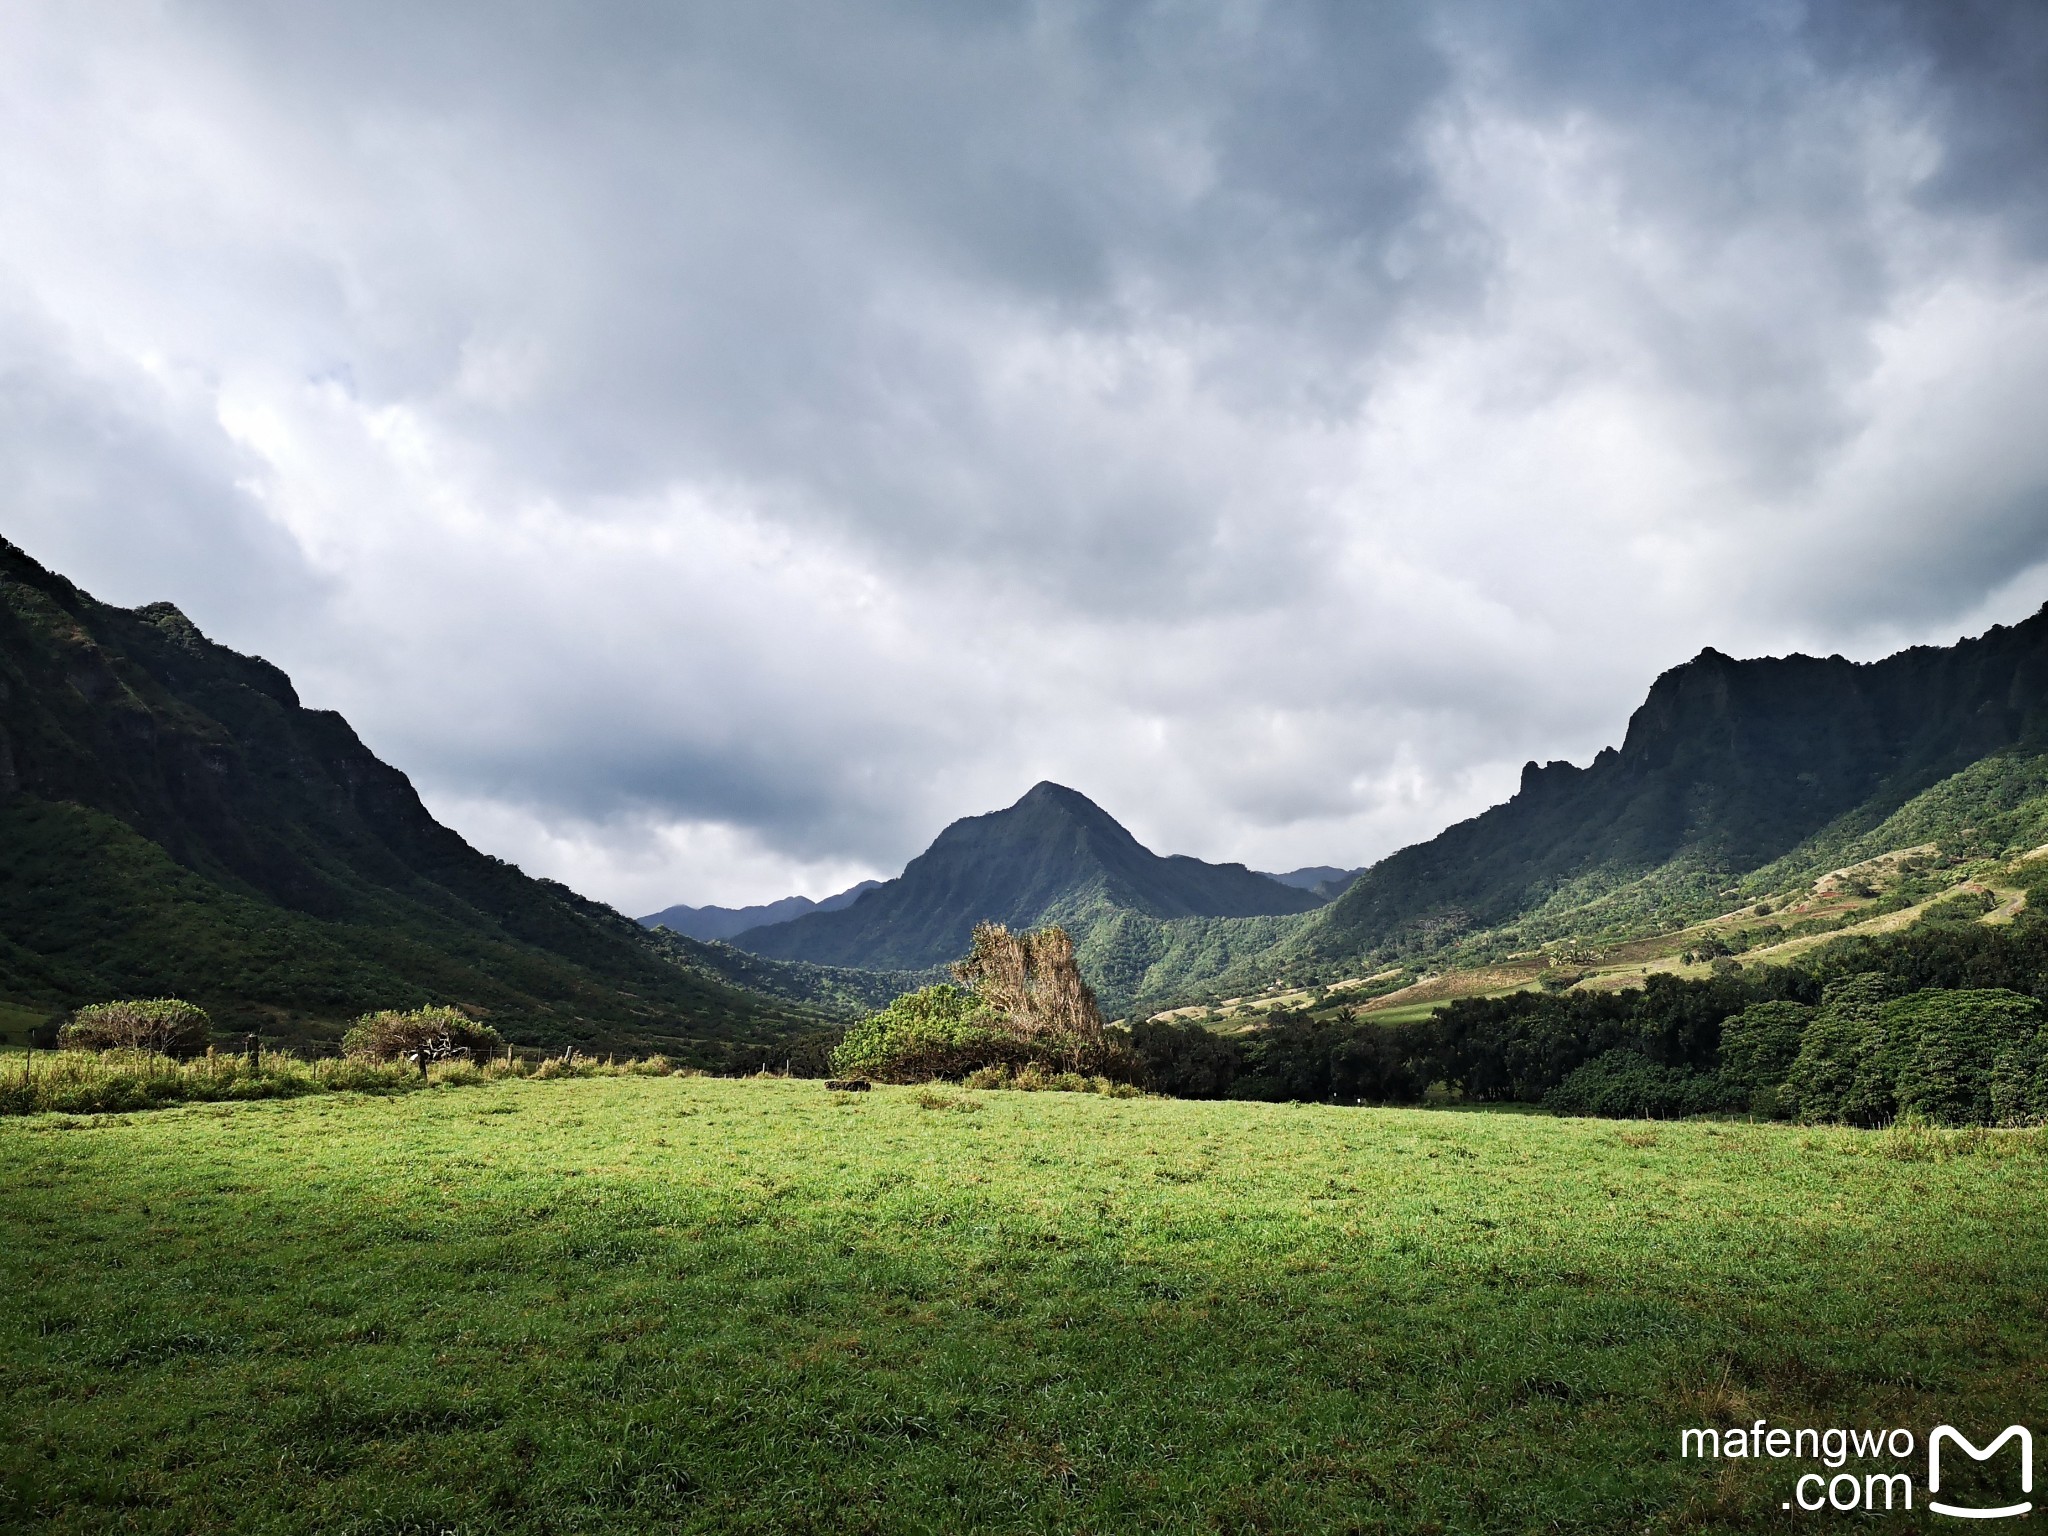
[4,1078,2044,1533]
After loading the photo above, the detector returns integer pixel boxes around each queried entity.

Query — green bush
[58,999,211,1056]
[0,1049,416,1116]
[0,1047,708,1118]
[830,986,1033,1084]
[961,1063,1139,1095]
[341,1006,504,1064]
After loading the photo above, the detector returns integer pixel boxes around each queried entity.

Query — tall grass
[1857,1113,2048,1161]
[0,1048,701,1116]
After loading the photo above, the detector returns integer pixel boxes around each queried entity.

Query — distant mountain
[733,782,1321,971]
[0,536,816,1056]
[1260,865,1364,899]
[643,928,943,1016]
[639,880,881,942]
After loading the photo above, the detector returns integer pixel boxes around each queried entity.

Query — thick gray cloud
[2,0,2045,912]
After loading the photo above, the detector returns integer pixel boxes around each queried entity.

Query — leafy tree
[1546,1050,1721,1118]
[1717,1000,1813,1114]
[1782,979,2045,1126]
[1129,1019,1240,1099]
[1780,974,1899,1125]
[1226,1014,1422,1104]
[1888,989,2044,1125]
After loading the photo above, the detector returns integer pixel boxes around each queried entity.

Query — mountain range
[1266,613,2048,978]
[7,526,2046,1043]
[1260,865,1365,898]
[692,608,2048,1009]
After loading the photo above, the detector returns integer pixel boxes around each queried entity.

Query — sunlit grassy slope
[6,1079,2045,1533]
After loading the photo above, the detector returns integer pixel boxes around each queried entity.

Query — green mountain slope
[733,782,1321,975]
[1741,749,2048,892]
[0,537,817,1056]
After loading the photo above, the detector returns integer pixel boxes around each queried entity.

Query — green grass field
[5,1079,2044,1533]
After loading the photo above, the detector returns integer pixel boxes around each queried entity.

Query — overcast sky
[5,1,2048,913]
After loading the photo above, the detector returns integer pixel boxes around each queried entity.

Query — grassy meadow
[5,1078,2045,1533]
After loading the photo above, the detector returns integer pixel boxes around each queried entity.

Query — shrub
[59,999,211,1056]
[993,1063,1129,1094]
[528,1056,599,1080]
[831,986,1030,1084]
[341,1006,504,1065]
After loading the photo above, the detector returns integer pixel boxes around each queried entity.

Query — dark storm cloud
[1808,0,2048,248]
[169,0,1481,588]
[2,1,2046,908]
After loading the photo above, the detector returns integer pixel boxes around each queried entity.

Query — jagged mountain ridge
[0,535,814,1053]
[733,782,1322,971]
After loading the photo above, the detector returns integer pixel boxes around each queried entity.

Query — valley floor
[4,1079,2044,1533]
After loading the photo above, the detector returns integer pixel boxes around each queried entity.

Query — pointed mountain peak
[737,782,1322,970]
[935,779,1146,857]
[1012,781,1108,815]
